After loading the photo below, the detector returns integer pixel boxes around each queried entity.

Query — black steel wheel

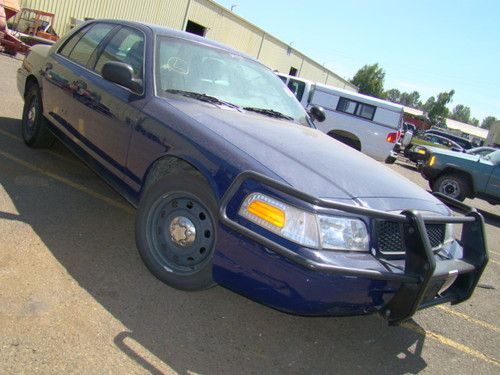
[135,172,217,290]
[21,84,55,148]
[432,173,469,201]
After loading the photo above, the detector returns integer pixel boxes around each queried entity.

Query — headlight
[318,215,370,251]
[238,193,369,251]
[416,147,427,155]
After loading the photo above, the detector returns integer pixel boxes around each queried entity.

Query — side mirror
[308,106,326,122]
[102,61,142,93]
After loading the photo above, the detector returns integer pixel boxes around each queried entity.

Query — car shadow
[395,158,418,172]
[0,117,429,374]
[477,209,500,228]
[0,51,24,61]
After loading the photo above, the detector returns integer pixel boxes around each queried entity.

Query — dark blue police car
[17,20,487,324]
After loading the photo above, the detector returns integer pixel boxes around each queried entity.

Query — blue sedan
[17,20,487,324]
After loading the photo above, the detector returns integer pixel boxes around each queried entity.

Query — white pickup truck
[278,74,403,163]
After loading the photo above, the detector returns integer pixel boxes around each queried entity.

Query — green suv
[422,148,500,203]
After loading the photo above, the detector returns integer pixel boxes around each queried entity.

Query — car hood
[170,99,448,214]
[428,147,481,162]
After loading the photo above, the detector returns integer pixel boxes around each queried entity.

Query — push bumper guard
[219,171,488,325]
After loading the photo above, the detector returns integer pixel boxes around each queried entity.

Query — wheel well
[438,168,473,195]
[327,130,361,151]
[24,75,39,98]
[141,156,204,196]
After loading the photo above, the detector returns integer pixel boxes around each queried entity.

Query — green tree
[469,118,479,127]
[481,116,497,130]
[449,104,471,123]
[350,63,386,98]
[399,91,421,108]
[423,90,455,126]
[386,89,401,103]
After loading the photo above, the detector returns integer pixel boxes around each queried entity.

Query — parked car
[425,129,473,150]
[277,74,403,163]
[17,20,487,324]
[405,134,464,168]
[422,148,500,203]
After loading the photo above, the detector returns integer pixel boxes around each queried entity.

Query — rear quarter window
[337,97,376,120]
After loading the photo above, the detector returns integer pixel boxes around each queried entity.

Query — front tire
[21,84,56,148]
[432,173,470,201]
[135,173,217,291]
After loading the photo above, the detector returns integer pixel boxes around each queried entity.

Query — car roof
[425,129,471,143]
[424,134,463,148]
[90,19,260,64]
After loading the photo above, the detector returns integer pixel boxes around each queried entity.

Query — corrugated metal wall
[19,0,357,91]
[19,0,188,33]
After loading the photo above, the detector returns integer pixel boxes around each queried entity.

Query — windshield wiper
[243,107,294,121]
[165,89,240,110]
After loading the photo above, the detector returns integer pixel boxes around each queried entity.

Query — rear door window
[94,27,145,80]
[59,25,91,57]
[64,23,115,67]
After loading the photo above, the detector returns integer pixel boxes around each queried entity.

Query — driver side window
[94,27,144,80]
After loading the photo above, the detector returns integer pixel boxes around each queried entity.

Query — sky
[215,0,500,123]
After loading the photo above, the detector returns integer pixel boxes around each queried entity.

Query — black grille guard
[219,171,489,324]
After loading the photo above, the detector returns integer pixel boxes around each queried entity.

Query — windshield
[155,36,309,126]
[485,150,500,164]
[467,147,495,156]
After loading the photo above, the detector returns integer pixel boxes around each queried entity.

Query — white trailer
[278,74,403,162]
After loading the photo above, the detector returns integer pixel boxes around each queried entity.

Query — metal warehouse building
[19,0,357,91]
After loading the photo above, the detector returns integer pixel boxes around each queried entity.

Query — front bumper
[421,165,441,181]
[217,171,488,325]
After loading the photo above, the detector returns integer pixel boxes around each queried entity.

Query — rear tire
[432,173,470,201]
[135,173,217,291]
[21,84,56,148]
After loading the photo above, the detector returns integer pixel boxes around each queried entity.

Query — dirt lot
[0,53,499,374]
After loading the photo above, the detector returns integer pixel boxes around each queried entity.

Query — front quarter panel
[127,97,285,200]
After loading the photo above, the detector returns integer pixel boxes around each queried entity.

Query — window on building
[185,20,206,37]
[289,67,298,76]
[337,97,376,120]
[61,23,115,67]
[94,27,144,80]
